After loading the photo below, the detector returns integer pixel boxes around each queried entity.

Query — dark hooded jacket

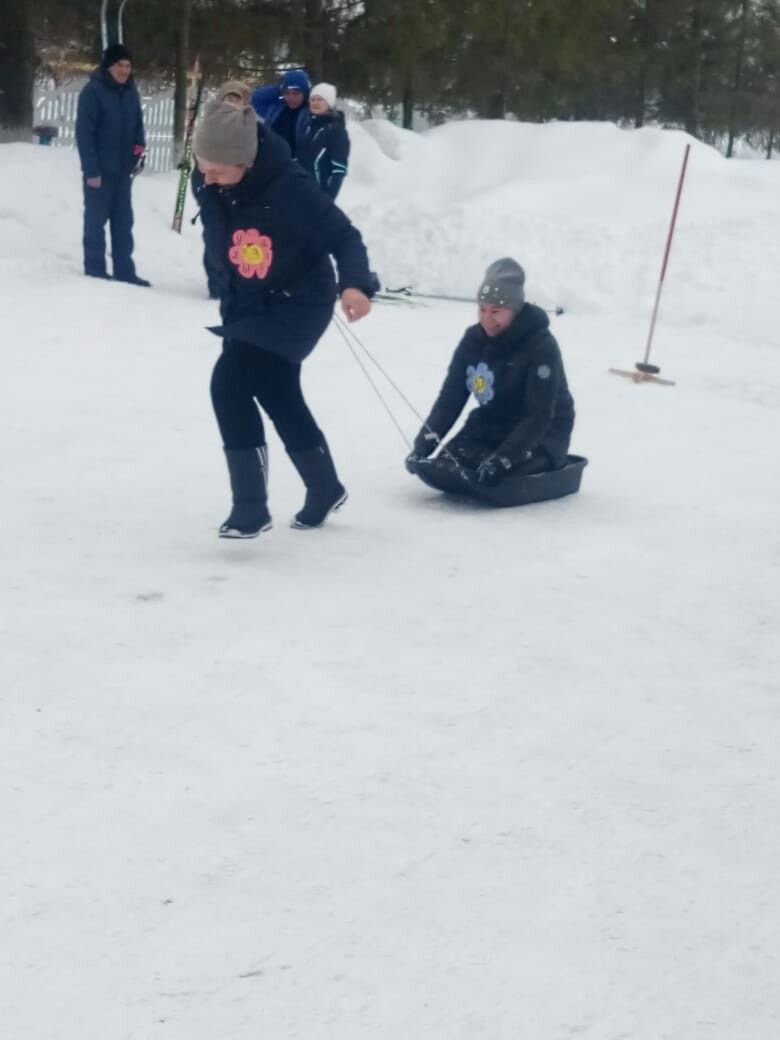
[417,304,575,466]
[192,123,374,362]
[75,67,145,179]
[297,110,350,199]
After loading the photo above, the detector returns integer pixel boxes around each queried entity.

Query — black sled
[409,455,588,508]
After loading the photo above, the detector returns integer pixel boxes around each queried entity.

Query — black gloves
[476,453,512,486]
[405,429,439,472]
[412,429,439,458]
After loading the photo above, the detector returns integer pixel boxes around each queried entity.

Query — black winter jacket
[297,111,350,199]
[417,304,575,466]
[75,68,145,179]
[192,124,374,361]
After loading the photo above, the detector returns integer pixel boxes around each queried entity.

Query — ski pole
[117,0,131,43]
[100,0,109,49]
[384,287,564,316]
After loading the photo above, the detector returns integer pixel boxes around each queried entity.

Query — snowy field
[1,120,779,1039]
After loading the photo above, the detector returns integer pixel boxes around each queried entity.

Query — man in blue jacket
[251,69,311,158]
[406,259,575,487]
[75,44,150,285]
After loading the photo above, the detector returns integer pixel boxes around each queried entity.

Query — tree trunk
[486,88,507,119]
[303,0,324,82]
[726,0,749,158]
[0,0,35,141]
[634,0,654,128]
[402,72,414,129]
[172,0,192,164]
[683,0,704,137]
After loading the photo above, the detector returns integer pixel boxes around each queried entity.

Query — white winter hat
[310,82,337,110]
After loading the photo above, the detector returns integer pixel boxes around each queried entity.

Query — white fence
[34,83,179,172]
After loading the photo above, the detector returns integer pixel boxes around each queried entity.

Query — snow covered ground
[1,120,779,1039]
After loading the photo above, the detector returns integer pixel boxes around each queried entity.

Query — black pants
[210,340,325,452]
[83,174,135,278]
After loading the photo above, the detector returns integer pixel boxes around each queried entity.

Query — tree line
[1,0,779,157]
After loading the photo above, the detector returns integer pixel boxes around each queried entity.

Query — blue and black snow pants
[82,173,136,279]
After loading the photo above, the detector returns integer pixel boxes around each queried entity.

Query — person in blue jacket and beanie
[192,99,375,539]
[406,259,575,487]
[251,69,311,157]
[75,44,150,285]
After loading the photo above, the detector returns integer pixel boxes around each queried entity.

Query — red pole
[640,143,691,369]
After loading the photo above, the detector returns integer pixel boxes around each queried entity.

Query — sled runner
[409,454,588,507]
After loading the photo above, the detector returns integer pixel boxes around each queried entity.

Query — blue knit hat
[280,69,310,94]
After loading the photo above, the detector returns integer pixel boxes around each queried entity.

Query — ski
[374,290,426,306]
[379,286,564,315]
[172,58,204,233]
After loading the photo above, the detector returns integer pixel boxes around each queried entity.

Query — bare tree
[0,0,35,140]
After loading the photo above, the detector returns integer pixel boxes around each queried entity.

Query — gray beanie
[193,100,259,166]
[477,257,526,310]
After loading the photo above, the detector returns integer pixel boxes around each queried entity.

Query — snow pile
[344,119,780,343]
[1,124,779,1039]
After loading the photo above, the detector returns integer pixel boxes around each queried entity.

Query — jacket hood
[509,302,550,337]
[310,110,345,126]
[241,122,294,192]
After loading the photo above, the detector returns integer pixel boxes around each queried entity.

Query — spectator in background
[251,69,310,157]
[75,43,149,285]
[297,83,350,199]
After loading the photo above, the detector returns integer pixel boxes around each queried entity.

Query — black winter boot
[219,446,272,538]
[288,443,347,529]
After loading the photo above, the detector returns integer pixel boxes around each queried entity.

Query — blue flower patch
[466,361,495,405]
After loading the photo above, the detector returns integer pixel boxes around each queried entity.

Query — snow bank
[7,115,778,348]
[343,119,780,343]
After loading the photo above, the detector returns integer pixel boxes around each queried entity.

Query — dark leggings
[210,340,324,452]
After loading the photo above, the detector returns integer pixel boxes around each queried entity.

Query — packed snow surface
[1,119,779,1039]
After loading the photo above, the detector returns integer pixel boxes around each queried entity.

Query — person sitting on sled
[405,258,575,486]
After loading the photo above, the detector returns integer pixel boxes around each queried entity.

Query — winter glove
[412,429,440,459]
[132,146,146,176]
[476,453,512,486]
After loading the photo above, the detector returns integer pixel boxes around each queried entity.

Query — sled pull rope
[332,313,472,481]
[331,315,412,448]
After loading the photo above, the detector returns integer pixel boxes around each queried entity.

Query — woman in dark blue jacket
[192,100,374,539]
[297,83,350,199]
